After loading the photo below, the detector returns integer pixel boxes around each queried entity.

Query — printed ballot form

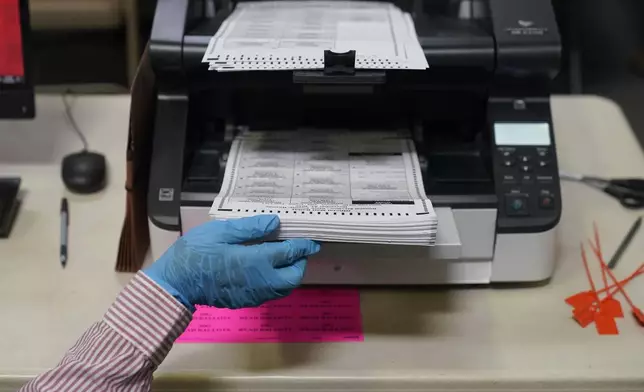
[210,131,438,245]
[202,1,428,71]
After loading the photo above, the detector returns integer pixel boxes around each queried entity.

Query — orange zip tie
[601,269,643,294]
[589,229,624,319]
[590,242,644,325]
[603,265,644,297]
[586,232,621,334]
[593,223,610,298]
[573,244,601,328]
[581,244,599,302]
[566,262,644,308]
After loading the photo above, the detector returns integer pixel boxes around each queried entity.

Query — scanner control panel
[492,122,561,233]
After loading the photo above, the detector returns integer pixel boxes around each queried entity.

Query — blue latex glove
[144,215,320,312]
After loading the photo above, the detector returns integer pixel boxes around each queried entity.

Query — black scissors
[561,172,644,209]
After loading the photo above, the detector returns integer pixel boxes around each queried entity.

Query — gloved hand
[143,215,320,312]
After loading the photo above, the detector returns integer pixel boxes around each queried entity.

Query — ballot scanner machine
[147,0,562,284]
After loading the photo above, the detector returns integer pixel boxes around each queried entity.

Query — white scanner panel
[172,206,501,285]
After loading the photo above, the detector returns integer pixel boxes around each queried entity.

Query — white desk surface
[1,95,644,392]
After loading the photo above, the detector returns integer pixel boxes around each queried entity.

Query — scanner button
[505,195,530,216]
[502,174,517,184]
[539,195,555,209]
[521,174,534,184]
[503,159,515,167]
[520,165,532,173]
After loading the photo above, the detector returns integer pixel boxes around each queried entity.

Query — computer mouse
[61,151,107,194]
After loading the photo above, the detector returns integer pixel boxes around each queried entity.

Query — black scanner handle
[324,50,356,75]
[293,50,386,85]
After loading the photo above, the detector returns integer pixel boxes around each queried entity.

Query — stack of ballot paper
[209,130,438,246]
[202,1,428,71]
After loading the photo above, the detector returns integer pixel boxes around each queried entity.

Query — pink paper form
[177,289,363,343]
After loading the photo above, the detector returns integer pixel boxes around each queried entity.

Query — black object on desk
[62,151,107,194]
[608,217,642,270]
[60,92,107,195]
[60,198,69,268]
[600,178,644,209]
[0,178,21,239]
[561,173,644,209]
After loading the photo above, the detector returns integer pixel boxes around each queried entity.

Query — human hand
[143,215,320,312]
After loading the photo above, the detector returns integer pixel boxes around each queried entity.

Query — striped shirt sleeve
[20,272,192,392]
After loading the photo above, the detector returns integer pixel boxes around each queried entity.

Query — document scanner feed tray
[147,0,563,284]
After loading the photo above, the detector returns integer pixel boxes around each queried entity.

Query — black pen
[60,198,68,268]
[608,216,642,269]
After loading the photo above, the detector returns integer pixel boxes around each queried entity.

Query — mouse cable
[62,90,90,152]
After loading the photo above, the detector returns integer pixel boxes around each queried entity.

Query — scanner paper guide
[209,130,438,246]
[202,1,428,71]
